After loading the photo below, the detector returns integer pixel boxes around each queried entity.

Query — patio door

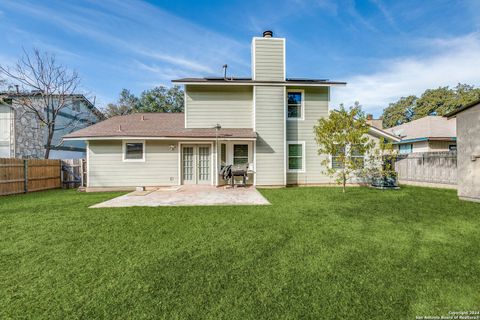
[182,144,211,185]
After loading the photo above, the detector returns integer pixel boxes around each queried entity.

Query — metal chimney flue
[263,30,273,38]
[222,64,228,79]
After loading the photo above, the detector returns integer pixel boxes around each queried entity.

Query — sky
[0,0,479,116]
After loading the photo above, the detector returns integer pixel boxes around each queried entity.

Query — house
[0,92,104,159]
[63,31,398,189]
[445,99,480,202]
[386,116,456,154]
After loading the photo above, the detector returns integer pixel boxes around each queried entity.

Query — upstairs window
[287,90,304,120]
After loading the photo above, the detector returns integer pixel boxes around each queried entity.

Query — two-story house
[64,31,397,189]
[0,92,104,159]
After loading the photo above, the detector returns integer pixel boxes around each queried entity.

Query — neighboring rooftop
[386,116,456,142]
[172,77,346,86]
[63,113,256,140]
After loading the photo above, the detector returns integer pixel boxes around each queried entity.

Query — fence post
[23,159,28,193]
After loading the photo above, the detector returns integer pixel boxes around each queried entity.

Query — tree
[104,85,184,117]
[103,89,139,118]
[413,83,480,119]
[382,95,416,128]
[137,85,184,113]
[0,48,81,159]
[314,102,374,193]
[381,84,480,128]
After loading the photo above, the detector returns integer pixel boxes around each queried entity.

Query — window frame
[233,144,249,166]
[287,141,306,173]
[122,140,146,162]
[350,144,365,169]
[330,145,346,170]
[399,143,413,154]
[286,89,305,121]
[220,143,227,169]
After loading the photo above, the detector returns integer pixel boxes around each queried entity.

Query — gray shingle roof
[63,113,256,139]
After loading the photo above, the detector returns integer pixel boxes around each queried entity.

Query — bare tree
[0,48,81,158]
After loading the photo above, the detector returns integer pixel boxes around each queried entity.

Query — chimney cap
[262,30,273,38]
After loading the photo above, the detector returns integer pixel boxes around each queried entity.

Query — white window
[287,90,304,120]
[330,145,365,169]
[233,144,249,166]
[287,141,305,172]
[123,140,145,162]
[350,145,365,168]
[331,145,345,169]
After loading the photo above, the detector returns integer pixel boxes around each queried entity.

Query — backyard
[1,186,479,319]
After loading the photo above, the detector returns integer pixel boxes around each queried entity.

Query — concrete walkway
[91,185,270,208]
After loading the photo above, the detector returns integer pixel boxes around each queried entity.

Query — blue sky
[0,0,479,116]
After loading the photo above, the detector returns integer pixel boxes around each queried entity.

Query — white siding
[0,105,12,157]
[186,85,253,128]
[286,87,331,184]
[255,86,285,186]
[88,140,179,187]
[253,38,285,81]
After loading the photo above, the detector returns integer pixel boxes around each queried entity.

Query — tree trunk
[44,124,55,159]
[342,171,346,193]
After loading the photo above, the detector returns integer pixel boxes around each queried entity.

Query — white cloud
[331,33,480,116]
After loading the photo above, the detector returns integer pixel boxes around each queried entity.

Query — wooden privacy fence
[395,152,457,187]
[0,158,61,196]
[0,158,87,196]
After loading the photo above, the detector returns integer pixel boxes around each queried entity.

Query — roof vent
[263,30,273,38]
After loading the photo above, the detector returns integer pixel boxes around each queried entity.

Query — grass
[1,186,479,319]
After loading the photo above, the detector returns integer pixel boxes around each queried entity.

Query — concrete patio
[90,185,270,208]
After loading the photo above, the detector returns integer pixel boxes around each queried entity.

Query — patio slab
[90,185,270,208]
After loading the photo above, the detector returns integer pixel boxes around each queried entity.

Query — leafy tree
[104,85,184,117]
[103,89,139,118]
[382,83,480,128]
[314,102,374,193]
[413,83,480,119]
[382,95,416,128]
[137,85,184,113]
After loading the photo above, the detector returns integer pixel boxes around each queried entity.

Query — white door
[0,105,12,158]
[182,145,211,185]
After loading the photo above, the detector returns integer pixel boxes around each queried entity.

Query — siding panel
[255,86,285,186]
[253,38,284,81]
[186,85,253,128]
[286,87,331,184]
[88,140,179,187]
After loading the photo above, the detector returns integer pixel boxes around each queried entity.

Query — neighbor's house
[445,99,480,203]
[386,116,456,154]
[0,92,104,159]
[63,31,398,189]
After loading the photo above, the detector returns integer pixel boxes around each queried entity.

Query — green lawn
[1,186,479,319]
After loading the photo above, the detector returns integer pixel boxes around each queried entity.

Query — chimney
[366,115,384,129]
[251,30,285,81]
